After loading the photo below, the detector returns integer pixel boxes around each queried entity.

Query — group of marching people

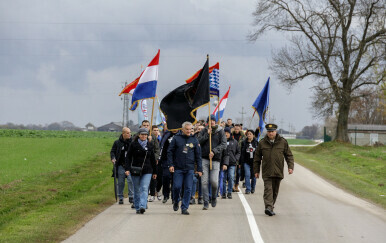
[110,115,294,216]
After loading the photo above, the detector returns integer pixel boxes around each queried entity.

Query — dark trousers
[156,164,163,192]
[162,167,173,198]
[173,170,194,211]
[263,177,282,210]
[235,164,245,185]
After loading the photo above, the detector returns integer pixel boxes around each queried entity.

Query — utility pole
[239,106,247,128]
[122,81,128,127]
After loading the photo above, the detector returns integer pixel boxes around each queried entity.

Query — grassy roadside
[0,150,116,243]
[287,139,318,145]
[0,132,119,243]
[292,142,386,208]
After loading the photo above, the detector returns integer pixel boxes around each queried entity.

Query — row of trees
[0,121,83,131]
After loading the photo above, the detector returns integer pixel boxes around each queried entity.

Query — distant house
[97,122,123,132]
[85,122,96,131]
[277,128,297,139]
[348,124,386,146]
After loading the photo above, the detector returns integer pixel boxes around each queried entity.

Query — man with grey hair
[168,121,202,215]
[110,127,134,204]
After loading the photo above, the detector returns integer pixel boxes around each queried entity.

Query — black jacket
[110,135,132,167]
[240,138,258,166]
[159,131,177,167]
[125,137,157,175]
[197,125,227,161]
[167,131,202,172]
[222,137,241,167]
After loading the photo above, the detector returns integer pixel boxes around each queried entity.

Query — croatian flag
[130,50,160,110]
[213,86,230,122]
[138,99,149,124]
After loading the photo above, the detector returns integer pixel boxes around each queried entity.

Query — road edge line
[237,191,264,243]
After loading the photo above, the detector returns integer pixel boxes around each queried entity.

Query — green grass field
[0,130,119,242]
[286,139,318,145]
[292,142,386,208]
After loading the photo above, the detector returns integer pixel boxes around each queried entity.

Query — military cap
[265,123,278,131]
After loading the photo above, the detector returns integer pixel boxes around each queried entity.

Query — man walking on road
[110,127,134,204]
[253,124,294,216]
[197,114,227,210]
[168,122,202,215]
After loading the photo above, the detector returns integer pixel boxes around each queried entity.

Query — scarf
[138,138,147,150]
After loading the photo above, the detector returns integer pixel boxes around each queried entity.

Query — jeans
[118,165,134,200]
[132,173,152,211]
[201,158,220,203]
[191,173,198,198]
[173,170,194,211]
[244,163,256,192]
[222,165,236,194]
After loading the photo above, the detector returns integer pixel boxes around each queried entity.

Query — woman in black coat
[125,128,157,214]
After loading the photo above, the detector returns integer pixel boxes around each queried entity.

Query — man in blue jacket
[167,121,203,215]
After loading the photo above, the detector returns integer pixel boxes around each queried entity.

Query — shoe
[129,197,133,204]
[181,209,190,215]
[242,182,246,188]
[265,208,274,216]
[162,197,168,203]
[136,210,140,214]
[131,204,135,209]
[251,189,255,194]
[234,184,240,192]
[173,202,179,211]
[209,198,212,203]
[211,198,217,207]
[221,194,226,199]
[148,196,155,202]
[202,202,209,210]
[119,199,124,204]
[227,193,232,199]
[232,185,236,192]
[245,191,251,194]
[139,207,145,214]
[197,197,203,204]
[189,198,196,205]
[157,196,162,201]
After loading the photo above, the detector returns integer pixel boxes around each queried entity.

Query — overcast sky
[0,0,321,132]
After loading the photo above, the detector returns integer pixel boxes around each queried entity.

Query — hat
[265,123,278,131]
[224,127,231,133]
[138,127,149,135]
[207,114,216,122]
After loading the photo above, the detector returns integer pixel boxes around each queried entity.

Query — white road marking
[237,191,264,243]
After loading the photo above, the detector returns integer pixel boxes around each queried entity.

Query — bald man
[110,127,134,204]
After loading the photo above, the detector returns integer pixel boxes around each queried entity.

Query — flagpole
[207,54,212,171]
[217,95,220,125]
[150,97,155,128]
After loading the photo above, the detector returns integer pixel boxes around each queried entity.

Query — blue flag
[252,77,270,139]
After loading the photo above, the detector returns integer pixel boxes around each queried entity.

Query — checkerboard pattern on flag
[209,62,219,97]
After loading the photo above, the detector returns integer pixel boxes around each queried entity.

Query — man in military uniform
[253,124,294,216]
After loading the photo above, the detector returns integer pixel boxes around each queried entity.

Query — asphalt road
[63,164,386,243]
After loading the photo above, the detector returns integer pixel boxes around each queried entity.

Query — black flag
[160,59,210,130]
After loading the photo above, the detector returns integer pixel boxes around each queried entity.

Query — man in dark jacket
[253,124,294,216]
[232,124,246,192]
[110,127,133,204]
[197,114,227,210]
[221,127,241,199]
[159,129,178,203]
[168,121,202,215]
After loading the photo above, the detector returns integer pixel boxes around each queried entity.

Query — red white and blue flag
[213,86,230,122]
[130,50,160,110]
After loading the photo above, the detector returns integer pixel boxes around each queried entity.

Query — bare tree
[249,0,385,141]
